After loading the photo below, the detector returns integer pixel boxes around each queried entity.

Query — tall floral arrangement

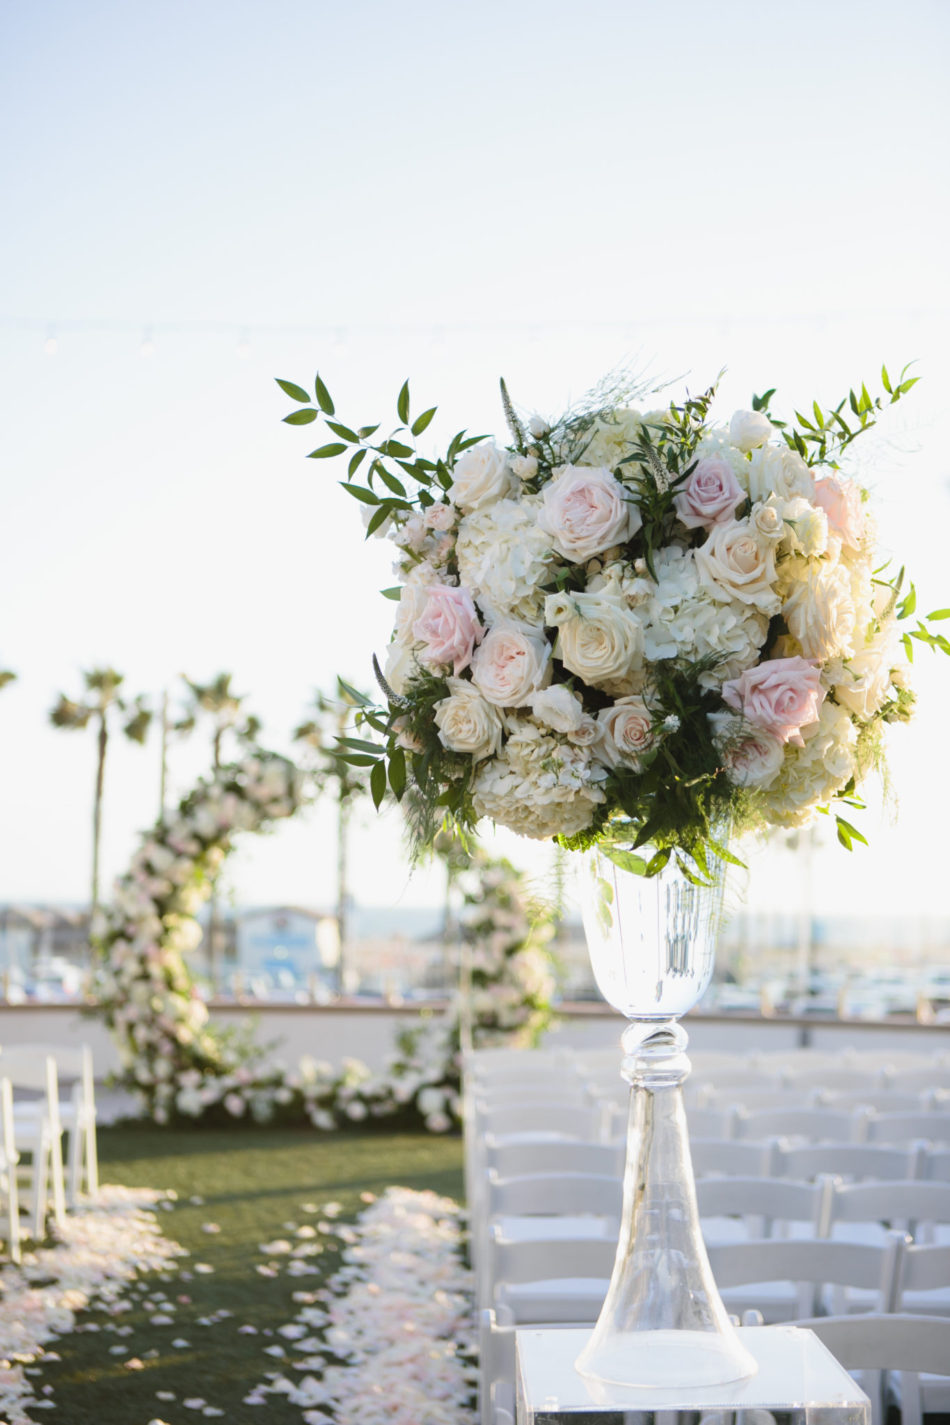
[280,366,948,874]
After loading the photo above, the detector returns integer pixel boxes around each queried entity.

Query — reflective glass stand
[516,1326,869,1425]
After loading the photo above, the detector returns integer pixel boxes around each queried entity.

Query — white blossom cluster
[257,1187,475,1425]
[380,397,914,838]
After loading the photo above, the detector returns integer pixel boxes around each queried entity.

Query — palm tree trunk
[207,727,223,994]
[91,715,108,924]
[337,790,349,995]
[159,689,169,821]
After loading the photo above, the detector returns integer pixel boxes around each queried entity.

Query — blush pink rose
[471,625,551,707]
[720,655,825,748]
[673,454,745,530]
[812,474,866,550]
[413,583,484,675]
[539,464,641,563]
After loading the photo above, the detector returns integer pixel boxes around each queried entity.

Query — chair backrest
[490,1230,616,1288]
[794,1310,950,1369]
[734,1107,857,1143]
[888,1068,950,1094]
[922,1146,950,1182]
[487,1171,622,1220]
[776,1140,927,1183]
[486,1139,623,1181]
[475,1083,590,1111]
[475,1103,601,1141]
[864,1111,950,1147]
[696,1175,834,1237]
[827,1179,950,1239]
[685,1105,739,1139]
[795,1311,950,1425]
[701,1087,819,1113]
[691,1136,780,1178]
[706,1232,907,1316]
[892,1241,950,1306]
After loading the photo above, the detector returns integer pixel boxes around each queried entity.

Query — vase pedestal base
[575,1326,758,1390]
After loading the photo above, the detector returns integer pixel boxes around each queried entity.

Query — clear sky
[2,0,949,928]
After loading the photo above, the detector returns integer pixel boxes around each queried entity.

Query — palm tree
[178,673,260,989]
[50,668,152,922]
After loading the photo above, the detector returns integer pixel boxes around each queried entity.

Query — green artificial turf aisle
[43,1124,464,1424]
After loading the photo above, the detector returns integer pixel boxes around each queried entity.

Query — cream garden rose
[449,442,513,510]
[546,588,643,694]
[433,678,504,760]
[695,518,781,613]
[783,561,855,661]
[729,408,774,452]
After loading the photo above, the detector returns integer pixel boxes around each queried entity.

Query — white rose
[550,590,644,694]
[539,464,640,563]
[393,562,439,644]
[596,696,655,770]
[694,518,781,614]
[433,677,504,760]
[471,625,552,707]
[747,445,816,504]
[530,684,585,733]
[511,454,539,480]
[708,711,785,789]
[383,639,418,695]
[749,497,786,543]
[449,442,513,510]
[729,409,774,452]
[781,495,829,558]
[833,622,901,720]
[783,561,855,661]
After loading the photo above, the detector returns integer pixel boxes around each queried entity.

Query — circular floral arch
[92,750,556,1128]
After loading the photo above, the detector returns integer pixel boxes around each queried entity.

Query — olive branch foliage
[278,363,948,879]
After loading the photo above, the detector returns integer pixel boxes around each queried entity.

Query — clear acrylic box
[515,1326,870,1425]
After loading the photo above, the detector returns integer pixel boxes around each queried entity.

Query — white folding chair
[705,1231,906,1324]
[0,1049,66,1237]
[0,1078,22,1263]
[7,1043,100,1203]
[796,1313,950,1425]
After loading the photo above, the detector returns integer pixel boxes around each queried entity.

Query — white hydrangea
[565,407,644,471]
[630,546,768,689]
[758,701,858,826]
[455,496,554,626]
[472,723,606,839]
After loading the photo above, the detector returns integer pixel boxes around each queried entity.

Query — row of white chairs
[0,1043,99,1262]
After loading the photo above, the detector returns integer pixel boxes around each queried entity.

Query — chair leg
[50,1130,67,1227]
[84,1114,99,1197]
[32,1141,50,1239]
[67,1125,81,1207]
